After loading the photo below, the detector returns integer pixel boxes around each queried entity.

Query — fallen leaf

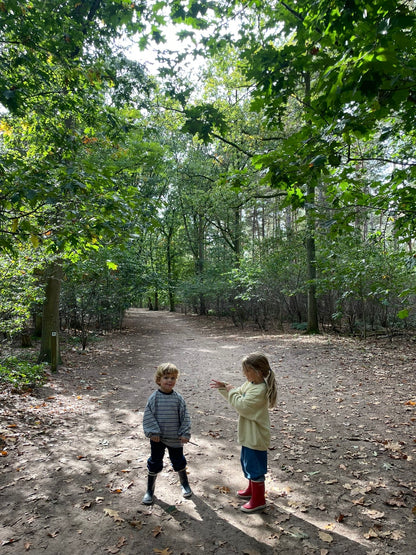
[318,531,333,543]
[288,527,309,539]
[275,514,291,524]
[24,542,32,551]
[128,520,143,529]
[152,525,162,537]
[391,530,405,540]
[106,536,127,554]
[215,485,230,494]
[364,528,380,539]
[153,548,172,555]
[116,537,126,548]
[363,509,385,519]
[385,497,407,507]
[1,539,19,546]
[47,530,59,538]
[103,508,124,523]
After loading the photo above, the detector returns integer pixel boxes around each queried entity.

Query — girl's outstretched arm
[210,380,234,391]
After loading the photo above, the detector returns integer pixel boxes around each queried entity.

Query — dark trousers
[147,440,187,474]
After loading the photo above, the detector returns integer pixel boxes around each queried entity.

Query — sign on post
[51,331,58,372]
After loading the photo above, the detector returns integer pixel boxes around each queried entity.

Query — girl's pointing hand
[209,379,225,389]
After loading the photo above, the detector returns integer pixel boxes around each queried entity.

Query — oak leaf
[103,508,124,523]
[391,530,405,540]
[152,525,162,537]
[215,485,230,494]
[363,509,385,519]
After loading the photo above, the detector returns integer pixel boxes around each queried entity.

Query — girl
[210,352,277,513]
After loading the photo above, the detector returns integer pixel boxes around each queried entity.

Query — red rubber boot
[237,480,252,499]
[240,480,266,513]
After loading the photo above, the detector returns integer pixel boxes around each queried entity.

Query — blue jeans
[240,446,267,482]
[147,440,187,474]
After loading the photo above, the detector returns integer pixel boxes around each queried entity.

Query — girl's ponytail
[265,370,277,408]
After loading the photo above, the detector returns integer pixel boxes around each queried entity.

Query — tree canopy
[1,0,416,355]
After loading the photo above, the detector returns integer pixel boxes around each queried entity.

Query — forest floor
[1,308,415,555]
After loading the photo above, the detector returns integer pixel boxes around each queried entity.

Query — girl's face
[158,373,177,393]
[243,365,262,383]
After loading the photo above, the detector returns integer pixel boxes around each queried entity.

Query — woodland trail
[0,308,415,554]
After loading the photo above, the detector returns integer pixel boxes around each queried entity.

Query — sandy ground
[1,308,415,554]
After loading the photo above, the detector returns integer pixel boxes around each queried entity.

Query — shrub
[0,356,48,388]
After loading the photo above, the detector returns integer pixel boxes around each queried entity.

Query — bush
[0,356,48,388]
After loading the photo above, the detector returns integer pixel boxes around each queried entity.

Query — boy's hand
[150,435,160,442]
[180,436,189,444]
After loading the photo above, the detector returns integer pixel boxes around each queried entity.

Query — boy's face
[158,373,177,393]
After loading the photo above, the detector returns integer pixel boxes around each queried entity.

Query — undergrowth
[0,356,48,389]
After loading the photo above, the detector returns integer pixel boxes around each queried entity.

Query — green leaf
[106,260,118,271]
[397,309,409,320]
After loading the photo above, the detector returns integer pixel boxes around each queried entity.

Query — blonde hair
[242,352,277,408]
[154,363,179,384]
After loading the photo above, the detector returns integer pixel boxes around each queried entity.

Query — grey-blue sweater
[142,389,191,447]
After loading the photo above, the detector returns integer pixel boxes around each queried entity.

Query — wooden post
[51,331,58,372]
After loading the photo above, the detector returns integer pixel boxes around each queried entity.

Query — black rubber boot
[142,472,157,505]
[178,468,192,498]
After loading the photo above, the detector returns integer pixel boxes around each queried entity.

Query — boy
[142,363,192,504]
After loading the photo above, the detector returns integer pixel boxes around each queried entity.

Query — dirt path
[1,309,415,554]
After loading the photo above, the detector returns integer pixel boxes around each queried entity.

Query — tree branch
[210,132,253,157]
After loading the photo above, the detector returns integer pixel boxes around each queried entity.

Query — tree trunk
[197,215,207,315]
[305,180,319,333]
[304,71,320,334]
[38,261,63,366]
[166,228,175,312]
